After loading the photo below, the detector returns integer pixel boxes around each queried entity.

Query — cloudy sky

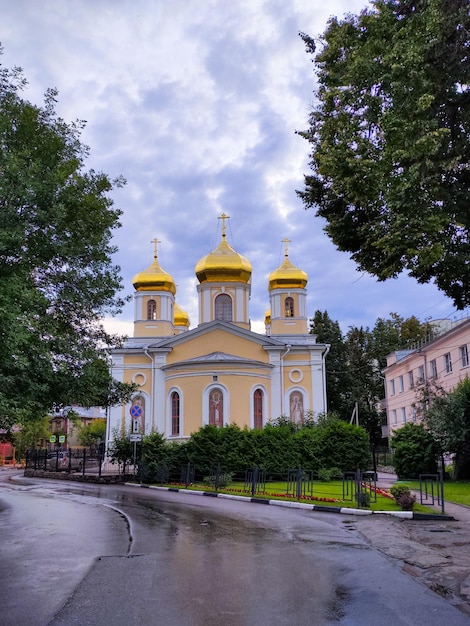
[2,0,465,336]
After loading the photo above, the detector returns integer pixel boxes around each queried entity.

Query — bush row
[112,420,372,484]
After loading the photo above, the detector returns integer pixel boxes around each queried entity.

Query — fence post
[296,468,303,500]
[251,467,259,497]
[356,468,362,508]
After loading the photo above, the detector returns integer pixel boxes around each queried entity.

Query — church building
[107,214,329,445]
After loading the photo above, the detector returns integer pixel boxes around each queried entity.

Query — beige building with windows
[107,215,329,445]
[383,317,470,435]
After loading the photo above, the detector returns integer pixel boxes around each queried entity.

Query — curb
[124,483,456,520]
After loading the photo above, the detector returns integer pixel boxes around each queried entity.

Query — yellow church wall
[166,329,269,365]
[165,366,271,435]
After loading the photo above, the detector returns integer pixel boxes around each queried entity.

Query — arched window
[147,299,157,320]
[253,389,263,429]
[289,392,303,424]
[215,294,232,321]
[171,391,180,436]
[209,388,223,426]
[285,297,294,318]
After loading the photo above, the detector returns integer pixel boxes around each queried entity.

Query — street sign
[50,435,56,443]
[58,435,66,444]
[129,434,142,442]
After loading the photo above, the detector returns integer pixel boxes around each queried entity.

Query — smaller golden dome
[132,238,176,293]
[268,240,308,291]
[264,309,271,325]
[174,302,190,327]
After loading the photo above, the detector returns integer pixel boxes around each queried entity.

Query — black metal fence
[26,447,108,477]
[140,462,381,508]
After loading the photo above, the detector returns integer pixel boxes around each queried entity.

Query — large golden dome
[195,214,252,284]
[174,302,190,327]
[268,241,308,291]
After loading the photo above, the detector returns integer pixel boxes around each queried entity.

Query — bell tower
[132,237,176,338]
[267,238,308,336]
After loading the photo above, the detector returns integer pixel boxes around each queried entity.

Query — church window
[253,389,263,429]
[285,297,294,317]
[289,392,303,423]
[215,294,232,321]
[209,388,223,426]
[147,299,157,320]
[171,392,180,436]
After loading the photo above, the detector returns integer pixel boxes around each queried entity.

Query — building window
[284,297,294,317]
[398,375,404,393]
[215,294,232,321]
[391,409,397,424]
[408,371,414,389]
[429,359,438,379]
[171,392,180,436]
[253,389,263,429]
[410,406,417,422]
[389,379,395,396]
[460,345,469,368]
[417,365,425,382]
[401,407,406,423]
[209,388,223,426]
[147,299,157,320]
[444,352,452,374]
[289,392,303,423]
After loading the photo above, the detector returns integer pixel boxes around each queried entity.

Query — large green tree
[423,378,470,479]
[299,0,470,308]
[0,53,133,427]
[310,310,352,415]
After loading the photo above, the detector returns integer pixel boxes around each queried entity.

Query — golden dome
[132,238,176,293]
[174,302,190,327]
[268,240,308,291]
[195,213,252,284]
[264,309,271,325]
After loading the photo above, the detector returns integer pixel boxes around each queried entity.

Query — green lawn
[165,480,436,513]
[399,480,470,507]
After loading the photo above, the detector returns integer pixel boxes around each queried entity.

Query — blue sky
[1,0,464,336]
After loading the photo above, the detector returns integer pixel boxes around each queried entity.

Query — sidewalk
[377,471,470,523]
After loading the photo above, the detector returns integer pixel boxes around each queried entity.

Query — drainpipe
[321,345,330,416]
[280,344,291,416]
[144,347,155,431]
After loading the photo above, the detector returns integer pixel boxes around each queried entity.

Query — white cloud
[1,0,462,340]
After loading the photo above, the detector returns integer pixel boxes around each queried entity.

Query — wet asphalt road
[0,473,469,626]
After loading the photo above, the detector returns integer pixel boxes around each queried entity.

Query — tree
[391,423,439,479]
[0,52,133,426]
[423,378,470,479]
[298,0,470,308]
[310,310,352,415]
[77,418,106,447]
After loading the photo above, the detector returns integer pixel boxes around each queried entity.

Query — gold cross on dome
[218,212,230,238]
[281,237,291,257]
[150,237,161,261]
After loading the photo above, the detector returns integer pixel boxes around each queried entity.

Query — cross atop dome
[151,236,161,261]
[281,237,291,257]
[218,212,230,239]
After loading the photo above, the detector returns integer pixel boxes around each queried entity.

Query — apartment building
[383,317,470,435]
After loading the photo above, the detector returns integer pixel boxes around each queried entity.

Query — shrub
[358,492,371,507]
[397,493,416,511]
[203,471,234,489]
[317,467,343,482]
[391,423,439,479]
[390,484,416,511]
[390,484,412,501]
